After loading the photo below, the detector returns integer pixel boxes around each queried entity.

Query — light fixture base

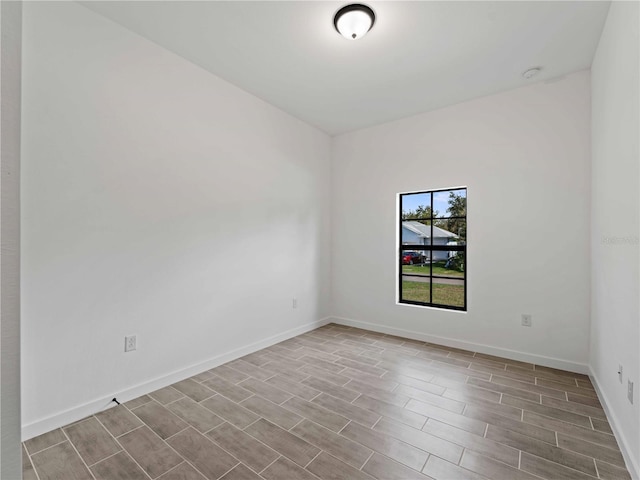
[334,4,376,40]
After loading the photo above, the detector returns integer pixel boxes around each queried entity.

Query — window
[399,187,467,311]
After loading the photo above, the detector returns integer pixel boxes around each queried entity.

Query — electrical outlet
[521,314,532,327]
[292,298,298,309]
[618,364,623,383]
[628,380,634,404]
[125,335,137,352]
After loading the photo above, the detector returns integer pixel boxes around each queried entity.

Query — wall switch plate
[125,335,137,352]
[618,364,623,383]
[628,380,634,404]
[292,298,298,309]
[521,314,532,327]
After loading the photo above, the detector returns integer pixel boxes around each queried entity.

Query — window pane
[433,218,466,244]
[401,279,431,303]
[401,220,432,247]
[402,259,430,274]
[432,252,465,308]
[432,281,465,308]
[433,189,466,218]
[401,258,431,303]
[401,192,431,219]
[431,256,465,279]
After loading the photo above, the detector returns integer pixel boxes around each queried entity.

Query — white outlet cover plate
[125,335,137,352]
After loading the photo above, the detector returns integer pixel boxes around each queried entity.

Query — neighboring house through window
[399,187,467,310]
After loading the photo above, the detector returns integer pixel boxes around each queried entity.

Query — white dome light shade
[334,4,375,40]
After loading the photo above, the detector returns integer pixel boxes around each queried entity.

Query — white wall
[21,2,331,438]
[1,1,22,477]
[331,71,591,370]
[590,1,640,477]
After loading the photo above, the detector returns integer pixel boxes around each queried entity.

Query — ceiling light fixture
[334,4,376,40]
[522,67,542,79]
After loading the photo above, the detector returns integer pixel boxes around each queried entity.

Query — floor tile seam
[458,448,468,467]
[349,428,437,473]
[59,422,99,480]
[209,371,248,386]
[336,419,352,435]
[65,410,124,467]
[468,360,509,371]
[63,415,96,430]
[308,391,323,403]
[556,434,627,458]
[593,457,601,479]
[419,421,524,463]
[170,428,244,479]
[22,445,43,480]
[242,418,316,464]
[302,450,323,469]
[232,459,272,479]
[207,418,289,468]
[359,450,375,471]
[123,411,203,478]
[286,414,377,466]
[460,448,533,475]
[374,415,468,457]
[311,391,378,423]
[236,381,293,406]
[203,420,227,436]
[130,401,194,437]
[283,397,351,431]
[214,461,243,480]
[149,385,183,403]
[485,430,605,473]
[286,416,308,432]
[192,373,216,384]
[163,425,192,442]
[156,461,192,479]
[516,407,598,431]
[93,411,137,442]
[89,449,151,478]
[24,437,68,457]
[519,451,601,479]
[115,423,145,439]
[257,454,282,475]
[490,373,568,397]
[538,398,606,419]
[161,396,184,408]
[419,452,431,472]
[520,419,616,448]
[467,380,552,405]
[93,409,163,480]
[125,398,154,411]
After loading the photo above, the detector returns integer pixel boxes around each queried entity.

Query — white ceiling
[81,1,610,135]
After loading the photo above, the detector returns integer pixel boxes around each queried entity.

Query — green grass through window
[401,280,464,307]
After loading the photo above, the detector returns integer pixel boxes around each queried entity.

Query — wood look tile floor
[23,324,632,480]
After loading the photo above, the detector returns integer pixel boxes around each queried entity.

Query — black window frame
[398,187,467,311]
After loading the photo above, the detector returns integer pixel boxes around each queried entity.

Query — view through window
[399,187,467,310]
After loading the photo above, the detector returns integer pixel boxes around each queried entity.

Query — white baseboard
[589,369,640,480]
[330,316,590,375]
[22,317,331,441]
